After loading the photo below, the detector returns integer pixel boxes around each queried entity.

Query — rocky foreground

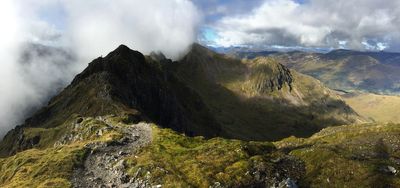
[71,120,152,188]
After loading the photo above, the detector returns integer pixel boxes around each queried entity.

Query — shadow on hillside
[170,67,351,141]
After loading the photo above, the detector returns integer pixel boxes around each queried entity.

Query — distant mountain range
[228,48,400,95]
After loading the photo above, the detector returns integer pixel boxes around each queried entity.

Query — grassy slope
[276,123,400,187]
[2,116,397,187]
[343,93,400,123]
[0,115,126,187]
[172,46,363,141]
[0,115,302,187]
[0,145,85,188]
[125,125,303,187]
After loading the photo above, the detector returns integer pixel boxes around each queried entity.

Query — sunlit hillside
[343,93,400,123]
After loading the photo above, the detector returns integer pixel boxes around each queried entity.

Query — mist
[0,0,201,138]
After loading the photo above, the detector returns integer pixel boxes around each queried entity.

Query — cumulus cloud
[192,0,263,22]
[0,0,201,138]
[64,0,201,63]
[212,0,400,51]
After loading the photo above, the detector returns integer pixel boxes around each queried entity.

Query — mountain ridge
[171,43,365,140]
[0,44,222,156]
[0,43,364,156]
[0,44,398,187]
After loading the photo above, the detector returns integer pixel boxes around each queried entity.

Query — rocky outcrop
[248,57,293,93]
[73,45,221,137]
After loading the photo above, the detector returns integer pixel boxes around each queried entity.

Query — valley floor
[342,92,400,123]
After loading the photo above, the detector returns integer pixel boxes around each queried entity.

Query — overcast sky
[0,0,399,137]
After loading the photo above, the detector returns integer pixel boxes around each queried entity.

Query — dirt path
[71,121,152,188]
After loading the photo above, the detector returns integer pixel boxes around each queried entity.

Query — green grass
[0,115,289,187]
[0,144,86,188]
[0,115,129,187]
[125,125,281,187]
[275,123,400,187]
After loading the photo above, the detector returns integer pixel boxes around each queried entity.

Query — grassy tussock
[276,123,400,187]
[126,125,277,187]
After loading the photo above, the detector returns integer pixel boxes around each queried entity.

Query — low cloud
[0,0,201,138]
[211,0,400,51]
[64,0,201,63]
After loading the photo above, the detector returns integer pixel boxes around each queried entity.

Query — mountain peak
[72,45,146,85]
[116,44,130,51]
[187,43,216,56]
[248,57,293,93]
[0,44,224,156]
[106,44,145,61]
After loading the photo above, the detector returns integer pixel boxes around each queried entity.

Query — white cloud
[0,0,201,138]
[0,0,77,138]
[212,0,400,51]
[64,0,201,64]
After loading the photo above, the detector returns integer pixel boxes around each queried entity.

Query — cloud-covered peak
[64,0,201,61]
[0,0,201,137]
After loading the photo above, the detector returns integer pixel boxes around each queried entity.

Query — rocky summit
[0,44,398,188]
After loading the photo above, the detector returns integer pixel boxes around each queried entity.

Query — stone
[387,166,397,174]
[97,129,103,136]
[380,166,397,175]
